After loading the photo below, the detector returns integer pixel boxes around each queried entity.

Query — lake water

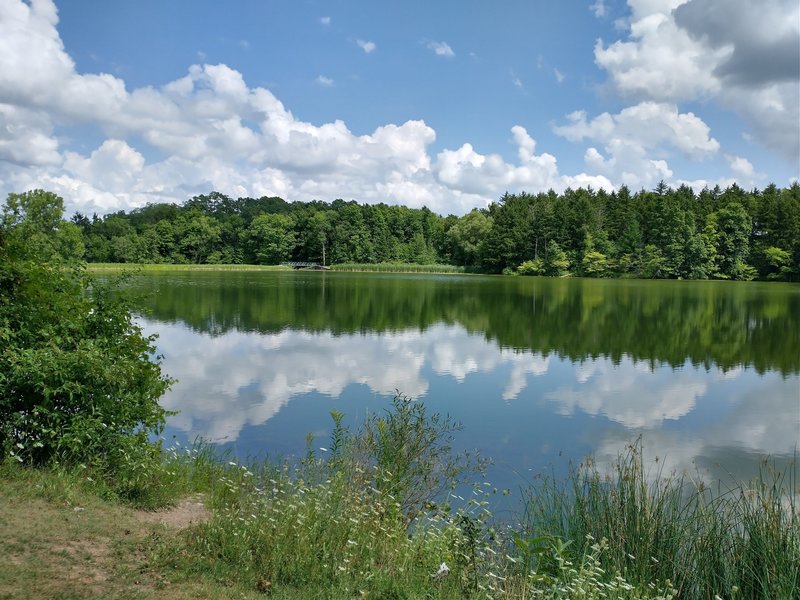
[126,271,800,495]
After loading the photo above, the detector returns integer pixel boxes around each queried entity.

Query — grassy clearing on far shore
[86,262,293,272]
[86,261,473,274]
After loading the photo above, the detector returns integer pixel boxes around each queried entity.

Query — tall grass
[162,397,501,598]
[330,262,467,274]
[156,402,682,599]
[520,440,800,599]
[13,398,793,598]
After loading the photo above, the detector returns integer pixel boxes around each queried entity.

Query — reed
[157,405,684,599]
[330,262,466,274]
[520,441,799,599]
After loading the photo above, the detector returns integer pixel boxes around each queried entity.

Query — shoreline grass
[521,442,799,599]
[86,261,475,275]
[3,402,797,599]
[0,396,800,600]
[330,261,468,274]
[6,446,795,599]
[170,442,796,599]
[86,262,294,272]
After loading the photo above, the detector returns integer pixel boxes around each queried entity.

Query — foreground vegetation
[0,464,251,600]
[156,411,798,599]
[2,423,797,599]
[69,183,800,280]
[2,190,798,598]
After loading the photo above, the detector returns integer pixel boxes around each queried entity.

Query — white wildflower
[434,562,450,579]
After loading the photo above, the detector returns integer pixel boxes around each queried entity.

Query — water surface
[127,272,800,493]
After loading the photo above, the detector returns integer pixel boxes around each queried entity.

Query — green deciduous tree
[580,232,612,277]
[543,240,570,276]
[707,203,752,279]
[247,213,297,264]
[640,244,667,278]
[762,246,793,280]
[175,210,221,263]
[331,203,374,263]
[447,210,492,267]
[70,183,799,280]
[1,189,84,263]
[308,210,334,265]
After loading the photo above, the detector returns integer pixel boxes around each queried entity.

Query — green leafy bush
[517,259,544,276]
[0,190,172,502]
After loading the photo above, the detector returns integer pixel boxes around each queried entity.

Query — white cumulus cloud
[356,39,376,54]
[0,0,618,217]
[727,155,755,179]
[436,125,613,197]
[594,0,799,162]
[0,0,784,218]
[554,102,721,189]
[427,41,455,58]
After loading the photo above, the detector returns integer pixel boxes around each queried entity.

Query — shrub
[171,396,496,598]
[0,190,172,501]
[349,394,487,524]
[517,259,544,276]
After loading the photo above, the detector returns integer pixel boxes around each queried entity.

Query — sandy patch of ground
[134,493,212,529]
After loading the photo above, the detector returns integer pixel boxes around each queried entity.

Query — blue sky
[1,0,798,215]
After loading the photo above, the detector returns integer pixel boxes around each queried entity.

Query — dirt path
[134,493,211,530]
[0,476,236,600]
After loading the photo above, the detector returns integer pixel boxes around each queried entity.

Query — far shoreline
[86,262,475,275]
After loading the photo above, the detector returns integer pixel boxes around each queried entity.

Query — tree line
[58,181,800,280]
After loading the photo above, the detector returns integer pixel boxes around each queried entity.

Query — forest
[70,182,800,280]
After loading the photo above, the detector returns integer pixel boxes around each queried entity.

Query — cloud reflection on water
[143,318,799,479]
[591,376,800,484]
[546,358,709,428]
[145,321,554,441]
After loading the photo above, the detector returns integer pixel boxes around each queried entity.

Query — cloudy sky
[1,0,798,216]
